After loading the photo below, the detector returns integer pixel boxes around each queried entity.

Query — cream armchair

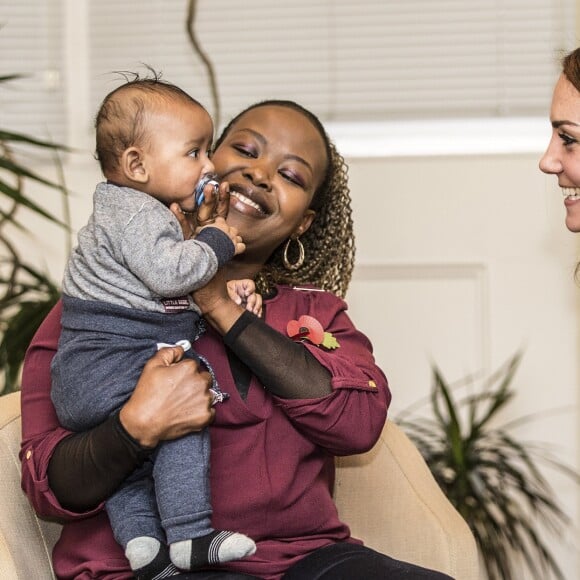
[0,391,479,579]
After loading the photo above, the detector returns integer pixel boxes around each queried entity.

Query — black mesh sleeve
[47,412,153,512]
[223,311,332,399]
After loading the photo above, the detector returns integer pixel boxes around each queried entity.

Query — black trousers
[173,542,454,580]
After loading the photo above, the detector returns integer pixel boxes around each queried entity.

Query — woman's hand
[119,346,214,448]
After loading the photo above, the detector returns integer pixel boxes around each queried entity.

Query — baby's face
[142,100,215,212]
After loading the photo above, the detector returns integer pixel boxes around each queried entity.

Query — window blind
[1,0,576,144]
[0,0,66,143]
[88,0,576,129]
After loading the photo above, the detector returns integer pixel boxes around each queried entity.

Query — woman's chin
[565,214,580,232]
[227,204,264,233]
[564,196,580,232]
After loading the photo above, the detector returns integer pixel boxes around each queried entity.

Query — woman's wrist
[119,403,159,449]
[200,296,245,335]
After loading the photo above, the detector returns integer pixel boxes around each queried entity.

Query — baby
[50,74,256,579]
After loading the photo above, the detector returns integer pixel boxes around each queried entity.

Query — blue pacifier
[194,173,219,206]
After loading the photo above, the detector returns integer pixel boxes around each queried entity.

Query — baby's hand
[198,217,245,256]
[170,202,196,240]
[197,180,230,227]
[170,182,231,240]
[227,279,263,317]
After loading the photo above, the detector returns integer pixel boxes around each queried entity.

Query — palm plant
[0,73,71,394]
[396,352,580,580]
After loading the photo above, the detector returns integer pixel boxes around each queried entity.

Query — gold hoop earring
[283,236,305,270]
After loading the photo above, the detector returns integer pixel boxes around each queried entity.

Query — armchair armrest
[1,392,479,579]
[334,420,479,580]
[0,391,60,579]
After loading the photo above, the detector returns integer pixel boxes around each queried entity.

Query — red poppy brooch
[286,315,340,350]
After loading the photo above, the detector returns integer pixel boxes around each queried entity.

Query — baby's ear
[121,147,148,184]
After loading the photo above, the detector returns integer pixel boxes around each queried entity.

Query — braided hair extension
[215,100,356,298]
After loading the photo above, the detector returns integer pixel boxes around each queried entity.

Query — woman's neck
[222,255,264,282]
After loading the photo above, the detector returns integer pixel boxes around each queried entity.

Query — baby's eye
[558,132,577,147]
[188,149,200,158]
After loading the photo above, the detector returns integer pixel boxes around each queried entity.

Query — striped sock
[126,537,179,580]
[170,530,256,571]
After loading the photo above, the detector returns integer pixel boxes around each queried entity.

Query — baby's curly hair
[215,100,355,298]
[94,68,203,177]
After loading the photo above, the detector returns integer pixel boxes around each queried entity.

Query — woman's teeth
[231,191,264,213]
[562,187,580,201]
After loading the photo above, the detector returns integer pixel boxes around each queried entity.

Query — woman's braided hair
[215,100,355,298]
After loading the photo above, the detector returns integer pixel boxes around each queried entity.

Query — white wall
[14,129,579,579]
[343,148,580,580]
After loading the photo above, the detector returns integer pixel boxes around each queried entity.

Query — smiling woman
[213,100,355,298]
[19,96,460,580]
[539,47,580,235]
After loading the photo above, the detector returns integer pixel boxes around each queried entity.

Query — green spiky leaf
[396,353,579,580]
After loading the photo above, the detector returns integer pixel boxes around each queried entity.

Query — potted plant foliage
[396,352,580,580]
[0,73,70,394]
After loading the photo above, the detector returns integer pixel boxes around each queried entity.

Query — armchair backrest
[334,420,480,579]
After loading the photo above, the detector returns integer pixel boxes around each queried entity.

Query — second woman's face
[539,73,580,232]
[211,105,328,261]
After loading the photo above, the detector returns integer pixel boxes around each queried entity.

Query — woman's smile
[562,187,580,202]
[228,187,268,216]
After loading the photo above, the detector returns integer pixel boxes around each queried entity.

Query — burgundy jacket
[20,285,391,579]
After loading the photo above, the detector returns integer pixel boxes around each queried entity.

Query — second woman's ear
[120,147,149,184]
[294,209,316,237]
